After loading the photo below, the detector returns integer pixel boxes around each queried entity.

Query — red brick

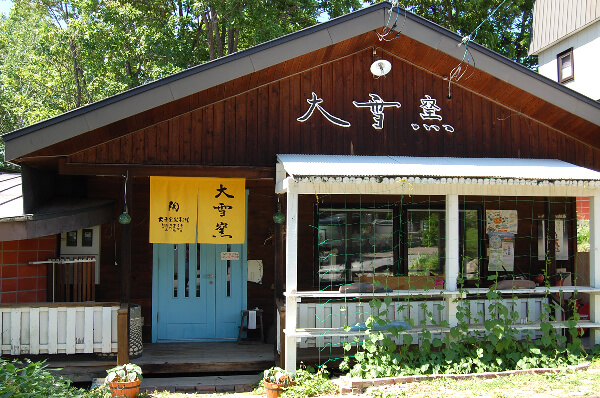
[18,251,38,265]
[38,237,58,251]
[3,278,17,292]
[19,239,39,251]
[17,290,37,303]
[3,240,19,250]
[2,251,18,265]
[1,292,17,303]
[37,276,47,288]
[37,290,47,302]
[18,265,39,278]
[19,277,38,291]
[1,265,18,278]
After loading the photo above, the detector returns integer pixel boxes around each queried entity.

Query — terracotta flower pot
[264,380,286,398]
[108,379,141,397]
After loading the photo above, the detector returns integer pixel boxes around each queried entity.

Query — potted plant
[263,366,294,398]
[105,363,143,397]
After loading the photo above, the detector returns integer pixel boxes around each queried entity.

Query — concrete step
[139,374,262,394]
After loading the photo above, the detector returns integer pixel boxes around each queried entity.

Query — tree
[0,0,363,136]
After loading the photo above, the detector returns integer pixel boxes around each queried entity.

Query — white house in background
[529,0,600,101]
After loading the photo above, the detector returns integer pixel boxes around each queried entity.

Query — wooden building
[2,2,600,370]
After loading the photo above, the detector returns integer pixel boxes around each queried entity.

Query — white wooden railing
[0,303,119,355]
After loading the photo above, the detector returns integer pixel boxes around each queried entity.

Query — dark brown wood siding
[69,48,600,172]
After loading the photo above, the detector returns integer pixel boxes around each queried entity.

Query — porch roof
[277,154,600,182]
[275,154,600,197]
[0,173,114,241]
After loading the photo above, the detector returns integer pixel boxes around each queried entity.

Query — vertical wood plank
[48,307,58,354]
[29,307,40,355]
[10,308,21,355]
[84,307,94,353]
[102,306,112,353]
[66,307,76,354]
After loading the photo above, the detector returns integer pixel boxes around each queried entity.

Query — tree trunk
[68,39,82,108]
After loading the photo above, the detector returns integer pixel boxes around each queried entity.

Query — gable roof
[3,2,600,162]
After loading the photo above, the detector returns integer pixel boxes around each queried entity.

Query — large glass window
[405,209,445,276]
[402,207,482,281]
[316,206,397,289]
[316,204,482,288]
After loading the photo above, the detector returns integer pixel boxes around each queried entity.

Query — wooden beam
[117,304,129,365]
[59,159,274,179]
[284,191,298,375]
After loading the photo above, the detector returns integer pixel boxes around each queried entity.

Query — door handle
[206,274,215,279]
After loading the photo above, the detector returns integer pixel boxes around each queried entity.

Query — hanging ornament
[273,210,285,224]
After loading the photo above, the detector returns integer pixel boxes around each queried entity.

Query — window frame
[313,203,400,289]
[400,204,484,283]
[557,48,574,84]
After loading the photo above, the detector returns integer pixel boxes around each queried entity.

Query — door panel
[155,243,245,341]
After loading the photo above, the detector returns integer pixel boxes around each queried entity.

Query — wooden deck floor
[41,342,275,382]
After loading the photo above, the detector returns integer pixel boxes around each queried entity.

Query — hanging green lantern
[273,210,285,224]
[118,212,132,225]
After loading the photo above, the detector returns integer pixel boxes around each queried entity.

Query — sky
[0,0,13,17]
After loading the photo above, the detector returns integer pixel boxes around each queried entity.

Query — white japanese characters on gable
[352,94,401,129]
[297,92,351,127]
[297,92,454,133]
[411,95,454,133]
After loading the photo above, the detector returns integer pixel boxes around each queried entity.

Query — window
[315,203,483,289]
[401,206,482,281]
[315,205,398,289]
[558,48,574,83]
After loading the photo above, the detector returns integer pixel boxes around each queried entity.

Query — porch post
[118,172,132,364]
[590,194,600,345]
[284,190,298,374]
[445,194,460,327]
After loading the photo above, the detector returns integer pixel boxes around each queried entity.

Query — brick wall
[0,235,58,303]
[577,197,590,220]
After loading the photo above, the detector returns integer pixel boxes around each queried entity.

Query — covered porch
[275,155,600,373]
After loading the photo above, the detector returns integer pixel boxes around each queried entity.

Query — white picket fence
[0,304,119,355]
[296,297,547,348]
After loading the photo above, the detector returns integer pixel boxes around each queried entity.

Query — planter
[264,380,286,398]
[108,379,141,397]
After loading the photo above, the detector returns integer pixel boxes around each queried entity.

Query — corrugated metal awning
[277,155,600,182]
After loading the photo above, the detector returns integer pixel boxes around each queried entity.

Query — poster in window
[486,210,518,234]
[488,232,514,272]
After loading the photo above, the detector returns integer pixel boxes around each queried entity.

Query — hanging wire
[376,0,406,41]
[448,0,508,97]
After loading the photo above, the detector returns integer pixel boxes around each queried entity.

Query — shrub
[0,359,109,398]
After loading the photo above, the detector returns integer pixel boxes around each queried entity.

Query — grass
[366,369,600,398]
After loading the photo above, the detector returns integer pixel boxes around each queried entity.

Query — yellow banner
[150,177,199,244]
[198,178,246,244]
[149,177,246,244]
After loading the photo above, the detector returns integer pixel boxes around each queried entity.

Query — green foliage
[341,285,586,379]
[577,220,590,252]
[281,366,338,397]
[264,366,295,387]
[0,358,110,397]
[0,0,363,137]
[105,362,142,383]
[368,0,537,69]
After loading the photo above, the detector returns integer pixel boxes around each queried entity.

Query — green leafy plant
[264,366,295,387]
[281,366,338,397]
[341,279,587,379]
[0,359,109,397]
[105,363,143,383]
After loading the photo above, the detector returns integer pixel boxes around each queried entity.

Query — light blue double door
[152,243,247,342]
